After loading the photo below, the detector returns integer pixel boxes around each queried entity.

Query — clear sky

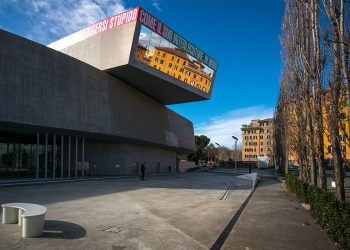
[0,0,284,147]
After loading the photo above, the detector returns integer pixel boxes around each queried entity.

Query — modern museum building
[0,7,217,178]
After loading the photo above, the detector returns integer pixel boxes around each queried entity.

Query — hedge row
[285,174,350,249]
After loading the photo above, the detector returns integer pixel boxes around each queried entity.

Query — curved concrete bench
[2,203,47,237]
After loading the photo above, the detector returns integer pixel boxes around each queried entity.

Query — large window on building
[135,25,215,94]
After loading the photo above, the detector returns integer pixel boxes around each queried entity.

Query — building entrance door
[131,161,138,176]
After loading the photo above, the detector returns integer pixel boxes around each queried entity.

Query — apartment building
[241,118,273,162]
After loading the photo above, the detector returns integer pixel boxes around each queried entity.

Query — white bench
[2,203,47,238]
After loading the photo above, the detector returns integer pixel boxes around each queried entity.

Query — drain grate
[103,226,126,234]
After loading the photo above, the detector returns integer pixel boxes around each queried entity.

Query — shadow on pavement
[0,172,274,206]
[41,220,86,239]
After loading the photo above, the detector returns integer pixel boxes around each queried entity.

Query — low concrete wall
[179,161,196,173]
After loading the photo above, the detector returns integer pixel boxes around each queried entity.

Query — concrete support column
[75,136,78,177]
[36,133,39,178]
[6,144,9,177]
[53,135,56,178]
[61,136,64,178]
[68,136,71,178]
[44,133,48,178]
[81,137,85,177]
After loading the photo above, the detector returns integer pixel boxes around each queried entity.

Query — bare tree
[311,0,327,188]
[322,0,345,201]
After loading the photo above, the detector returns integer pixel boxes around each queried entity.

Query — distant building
[241,118,273,162]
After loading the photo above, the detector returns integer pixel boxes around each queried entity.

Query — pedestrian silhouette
[140,163,145,181]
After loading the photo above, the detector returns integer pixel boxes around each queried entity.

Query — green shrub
[285,174,350,249]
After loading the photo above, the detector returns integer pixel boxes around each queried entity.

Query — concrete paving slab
[0,173,251,250]
[222,177,337,250]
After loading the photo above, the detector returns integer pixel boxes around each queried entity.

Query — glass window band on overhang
[136,25,215,94]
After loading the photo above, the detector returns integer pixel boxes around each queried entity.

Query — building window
[328,146,333,153]
[184,78,188,83]
[183,61,187,65]
[193,74,197,79]
[160,59,164,65]
[261,142,263,145]
[261,148,264,152]
[178,75,181,80]
[191,81,195,86]
[179,68,184,73]
[169,63,173,68]
[155,58,159,62]
[174,65,178,70]
[342,146,346,153]
[171,56,174,61]
[157,51,160,56]
[162,53,166,58]
[177,58,180,63]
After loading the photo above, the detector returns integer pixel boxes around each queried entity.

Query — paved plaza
[0,173,251,250]
[0,172,337,250]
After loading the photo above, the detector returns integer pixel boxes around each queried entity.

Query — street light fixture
[232,136,238,176]
[215,143,220,167]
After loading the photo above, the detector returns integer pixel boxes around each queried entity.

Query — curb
[210,179,258,250]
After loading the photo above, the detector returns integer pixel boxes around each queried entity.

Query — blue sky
[0,0,283,147]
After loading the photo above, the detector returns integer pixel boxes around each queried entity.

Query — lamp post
[215,143,220,168]
[232,136,238,176]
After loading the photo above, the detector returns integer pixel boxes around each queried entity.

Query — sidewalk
[221,177,337,250]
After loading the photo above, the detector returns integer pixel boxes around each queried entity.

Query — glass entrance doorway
[0,134,62,178]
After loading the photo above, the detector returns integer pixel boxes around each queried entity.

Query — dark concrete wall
[0,29,195,152]
[86,142,176,176]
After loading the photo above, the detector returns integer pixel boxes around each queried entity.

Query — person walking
[140,163,145,181]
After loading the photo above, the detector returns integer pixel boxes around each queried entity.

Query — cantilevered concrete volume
[0,6,218,179]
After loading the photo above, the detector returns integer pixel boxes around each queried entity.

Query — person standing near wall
[140,163,145,181]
